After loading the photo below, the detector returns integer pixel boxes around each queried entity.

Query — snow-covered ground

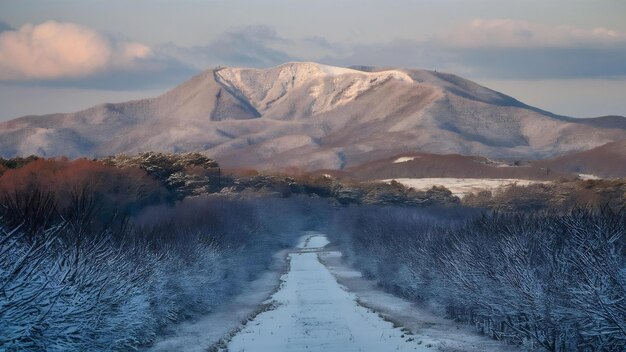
[215,62,413,114]
[221,234,426,352]
[384,177,544,198]
[393,156,419,163]
[578,173,600,180]
[148,233,518,351]
[145,250,289,352]
[320,250,524,352]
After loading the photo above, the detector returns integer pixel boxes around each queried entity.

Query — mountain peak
[221,61,412,79]
[214,62,414,114]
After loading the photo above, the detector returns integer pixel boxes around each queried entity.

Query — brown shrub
[0,158,167,219]
[462,179,626,212]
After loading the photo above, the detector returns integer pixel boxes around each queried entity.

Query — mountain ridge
[1,62,625,170]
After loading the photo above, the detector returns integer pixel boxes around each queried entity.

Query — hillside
[1,62,625,171]
[534,140,626,178]
[328,152,573,181]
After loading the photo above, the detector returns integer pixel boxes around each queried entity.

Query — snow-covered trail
[222,234,426,352]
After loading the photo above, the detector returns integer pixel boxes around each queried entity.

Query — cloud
[429,20,626,78]
[205,25,296,67]
[317,39,443,71]
[0,24,299,89]
[159,25,297,70]
[447,47,626,79]
[441,18,626,48]
[188,21,621,80]
[3,19,625,88]
[0,21,11,33]
[0,21,152,80]
[157,21,626,80]
[310,19,626,80]
[302,36,334,50]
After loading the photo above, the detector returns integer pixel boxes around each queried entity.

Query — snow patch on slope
[393,156,419,163]
[578,173,600,180]
[215,62,414,115]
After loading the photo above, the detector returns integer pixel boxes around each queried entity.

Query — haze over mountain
[1,62,625,171]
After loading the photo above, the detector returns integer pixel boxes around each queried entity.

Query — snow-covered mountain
[1,62,625,170]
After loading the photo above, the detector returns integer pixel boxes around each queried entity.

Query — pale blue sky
[1,0,625,119]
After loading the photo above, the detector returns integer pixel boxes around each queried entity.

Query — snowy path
[222,234,427,352]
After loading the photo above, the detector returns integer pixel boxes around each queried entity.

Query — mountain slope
[1,62,625,170]
[327,153,570,181]
[534,140,626,178]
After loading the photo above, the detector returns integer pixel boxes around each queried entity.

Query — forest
[329,206,626,351]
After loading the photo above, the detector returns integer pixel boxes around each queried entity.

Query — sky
[1,0,625,120]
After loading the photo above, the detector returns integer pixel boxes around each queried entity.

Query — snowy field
[384,178,544,198]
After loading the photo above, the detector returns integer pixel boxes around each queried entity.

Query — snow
[392,156,418,163]
[384,178,544,197]
[5,61,624,169]
[578,173,600,180]
[147,232,518,351]
[303,234,330,248]
[254,134,318,157]
[215,62,414,115]
[221,234,427,352]
[319,250,525,352]
[145,249,289,352]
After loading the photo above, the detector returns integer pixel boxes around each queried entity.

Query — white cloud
[441,19,626,48]
[0,21,151,80]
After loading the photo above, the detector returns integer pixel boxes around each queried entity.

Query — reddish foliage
[0,158,166,215]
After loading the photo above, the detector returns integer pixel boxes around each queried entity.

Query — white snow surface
[145,250,289,352]
[393,156,419,163]
[147,233,518,351]
[320,250,524,352]
[223,234,427,352]
[385,177,545,198]
[578,173,600,180]
[215,62,414,115]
